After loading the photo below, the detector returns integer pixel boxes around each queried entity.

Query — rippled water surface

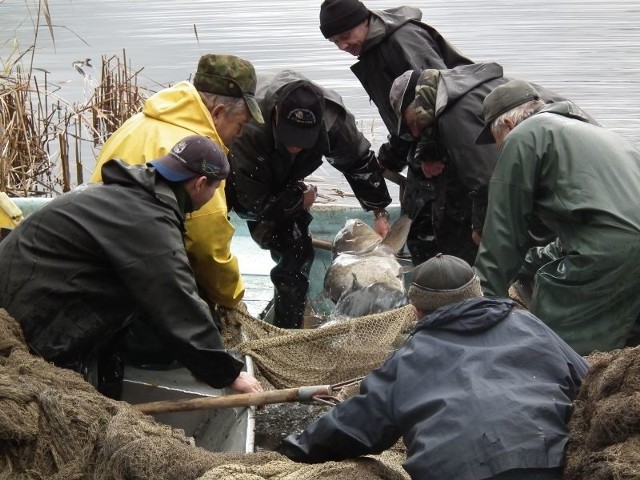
[3,0,640,199]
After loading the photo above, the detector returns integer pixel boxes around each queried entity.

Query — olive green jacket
[475,101,640,354]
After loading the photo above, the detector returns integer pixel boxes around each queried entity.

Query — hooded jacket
[476,102,640,354]
[91,81,243,309]
[406,63,589,233]
[0,160,243,388]
[278,296,587,479]
[226,70,390,222]
[407,62,505,231]
[352,6,473,135]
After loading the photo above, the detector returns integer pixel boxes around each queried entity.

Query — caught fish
[331,218,384,258]
[324,216,413,305]
[332,280,409,320]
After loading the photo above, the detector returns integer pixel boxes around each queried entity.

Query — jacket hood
[537,100,593,124]
[101,159,182,217]
[364,6,422,53]
[414,296,516,334]
[258,70,310,122]
[142,81,226,152]
[256,70,338,149]
[435,62,504,116]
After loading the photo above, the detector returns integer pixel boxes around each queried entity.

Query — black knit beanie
[319,0,370,39]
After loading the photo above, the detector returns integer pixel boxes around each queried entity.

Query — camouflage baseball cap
[193,54,264,124]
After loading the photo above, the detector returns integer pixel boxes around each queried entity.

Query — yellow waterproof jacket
[91,81,244,308]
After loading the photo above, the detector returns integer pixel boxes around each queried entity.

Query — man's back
[395,297,586,478]
[352,6,473,133]
[90,81,244,309]
[499,104,640,238]
[279,296,587,479]
[0,161,185,363]
[476,100,640,353]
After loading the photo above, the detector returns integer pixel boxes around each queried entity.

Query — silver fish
[324,216,413,305]
[331,281,409,320]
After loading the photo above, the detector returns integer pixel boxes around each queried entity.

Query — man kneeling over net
[276,254,589,480]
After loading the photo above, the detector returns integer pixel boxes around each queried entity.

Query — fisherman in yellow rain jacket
[91,54,264,364]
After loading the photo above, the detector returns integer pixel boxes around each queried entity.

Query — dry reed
[1,0,147,195]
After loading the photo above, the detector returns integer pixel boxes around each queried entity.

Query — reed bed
[1,55,147,196]
[1,0,148,195]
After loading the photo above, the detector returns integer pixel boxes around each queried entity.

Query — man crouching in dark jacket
[226,70,392,329]
[0,135,262,398]
[277,253,588,480]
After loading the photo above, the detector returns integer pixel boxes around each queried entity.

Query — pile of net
[221,304,416,389]
[0,308,410,479]
[564,347,640,480]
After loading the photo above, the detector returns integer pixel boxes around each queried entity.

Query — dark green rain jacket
[475,102,640,354]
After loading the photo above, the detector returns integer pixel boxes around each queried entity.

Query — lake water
[3,0,640,203]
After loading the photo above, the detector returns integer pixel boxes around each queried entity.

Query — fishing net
[220,303,417,390]
[507,283,530,310]
[0,308,410,479]
[564,347,640,480]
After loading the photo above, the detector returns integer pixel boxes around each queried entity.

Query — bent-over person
[474,79,640,354]
[277,254,587,480]
[226,70,391,329]
[0,136,263,398]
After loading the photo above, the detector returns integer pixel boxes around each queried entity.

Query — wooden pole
[134,384,333,415]
[311,237,333,251]
[382,169,406,187]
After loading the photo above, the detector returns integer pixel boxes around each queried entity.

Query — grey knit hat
[408,254,482,312]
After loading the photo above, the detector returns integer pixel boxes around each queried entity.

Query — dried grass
[1,0,147,195]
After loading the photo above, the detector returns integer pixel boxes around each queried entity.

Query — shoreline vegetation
[1,0,147,196]
[1,0,389,206]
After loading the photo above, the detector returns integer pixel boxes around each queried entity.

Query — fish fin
[379,215,413,253]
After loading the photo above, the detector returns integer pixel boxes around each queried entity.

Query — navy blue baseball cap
[149,135,229,182]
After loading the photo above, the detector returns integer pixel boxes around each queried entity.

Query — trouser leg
[249,213,314,329]
[63,333,126,400]
[406,207,438,266]
[406,203,477,266]
[403,166,476,266]
[270,233,314,329]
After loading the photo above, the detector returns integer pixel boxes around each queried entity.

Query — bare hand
[471,230,482,245]
[374,216,391,237]
[302,183,317,210]
[421,160,445,178]
[229,371,263,394]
